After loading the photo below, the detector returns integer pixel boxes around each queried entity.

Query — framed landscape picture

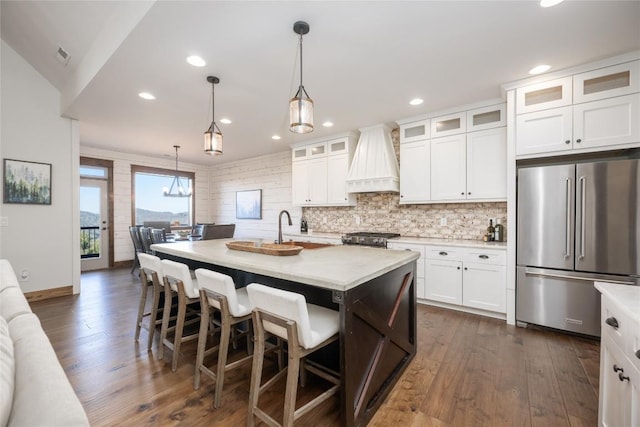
[236,189,261,219]
[3,159,52,205]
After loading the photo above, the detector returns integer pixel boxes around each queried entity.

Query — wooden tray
[225,241,303,256]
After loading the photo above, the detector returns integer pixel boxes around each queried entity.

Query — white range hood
[346,123,399,193]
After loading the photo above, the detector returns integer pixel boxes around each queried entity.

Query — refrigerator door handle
[565,178,571,258]
[578,176,586,260]
[524,268,635,285]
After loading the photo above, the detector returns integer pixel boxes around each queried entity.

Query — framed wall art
[236,189,262,219]
[3,159,52,205]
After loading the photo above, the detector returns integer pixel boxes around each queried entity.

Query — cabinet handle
[576,138,582,143]
[479,255,489,259]
[400,195,404,198]
[619,373,630,382]
[565,140,571,144]
[457,266,460,270]
[461,192,465,195]
[613,364,624,373]
[468,192,471,195]
[605,317,619,329]
[464,267,468,270]
[636,349,640,360]
[439,251,448,256]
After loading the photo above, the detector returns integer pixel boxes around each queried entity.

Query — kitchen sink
[281,240,333,249]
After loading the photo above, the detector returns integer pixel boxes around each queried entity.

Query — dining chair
[246,283,340,427]
[193,269,254,408]
[138,227,154,254]
[201,224,236,240]
[136,253,165,350]
[129,226,145,274]
[159,259,201,371]
[150,228,166,244]
[189,224,204,241]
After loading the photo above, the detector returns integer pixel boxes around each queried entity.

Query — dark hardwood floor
[29,268,600,426]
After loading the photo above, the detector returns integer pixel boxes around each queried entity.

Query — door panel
[517,164,575,270]
[80,178,109,271]
[576,159,640,275]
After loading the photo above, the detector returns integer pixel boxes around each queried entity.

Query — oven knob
[359,237,366,244]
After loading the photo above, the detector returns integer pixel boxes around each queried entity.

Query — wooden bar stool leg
[247,312,266,427]
[146,283,161,350]
[283,351,301,427]
[135,279,149,342]
[158,286,173,360]
[214,318,231,408]
[172,289,187,372]
[193,304,211,389]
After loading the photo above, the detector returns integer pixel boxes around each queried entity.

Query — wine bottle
[487,219,495,241]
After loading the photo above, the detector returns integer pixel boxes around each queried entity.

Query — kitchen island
[151,239,419,427]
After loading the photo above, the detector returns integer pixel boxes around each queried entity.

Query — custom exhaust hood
[346,123,400,193]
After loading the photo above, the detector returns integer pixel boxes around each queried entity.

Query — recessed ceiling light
[322,121,334,127]
[409,98,424,106]
[540,0,564,7]
[186,55,206,67]
[138,92,155,100]
[529,64,551,75]
[272,135,281,140]
[220,118,232,125]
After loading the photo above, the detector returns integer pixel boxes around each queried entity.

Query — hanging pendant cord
[211,81,215,125]
[299,32,303,89]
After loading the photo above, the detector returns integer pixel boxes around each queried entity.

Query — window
[131,165,195,227]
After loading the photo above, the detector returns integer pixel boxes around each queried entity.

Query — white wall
[209,150,300,242]
[0,40,79,293]
[80,146,211,263]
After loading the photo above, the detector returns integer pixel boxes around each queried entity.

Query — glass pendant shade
[204,122,223,156]
[289,86,314,133]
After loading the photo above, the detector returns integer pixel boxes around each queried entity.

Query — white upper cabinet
[430,134,467,201]
[466,104,506,132]
[466,127,507,200]
[574,61,640,104]
[399,140,430,203]
[516,77,573,114]
[431,112,467,138]
[399,119,430,143]
[514,60,640,158]
[291,134,357,207]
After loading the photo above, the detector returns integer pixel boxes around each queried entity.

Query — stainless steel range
[341,232,400,248]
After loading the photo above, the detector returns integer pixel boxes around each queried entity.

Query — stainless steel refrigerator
[517,158,640,336]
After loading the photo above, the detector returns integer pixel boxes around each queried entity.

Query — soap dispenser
[300,217,308,233]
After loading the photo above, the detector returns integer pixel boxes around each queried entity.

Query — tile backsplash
[302,197,507,241]
[302,127,507,241]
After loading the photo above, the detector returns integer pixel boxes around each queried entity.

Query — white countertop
[283,231,507,249]
[595,281,640,322]
[151,238,419,292]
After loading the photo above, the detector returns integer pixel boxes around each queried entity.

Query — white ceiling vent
[56,46,70,66]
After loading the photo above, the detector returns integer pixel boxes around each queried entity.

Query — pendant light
[163,145,192,197]
[289,21,314,134]
[204,76,223,155]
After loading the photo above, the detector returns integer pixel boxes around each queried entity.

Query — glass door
[80,178,109,271]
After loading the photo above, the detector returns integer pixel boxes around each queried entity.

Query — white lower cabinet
[598,291,640,427]
[423,245,506,315]
[387,242,425,298]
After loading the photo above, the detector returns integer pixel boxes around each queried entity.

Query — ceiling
[2,1,639,165]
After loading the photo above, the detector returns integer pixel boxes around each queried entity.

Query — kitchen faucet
[277,210,292,244]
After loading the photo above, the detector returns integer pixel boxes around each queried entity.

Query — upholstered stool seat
[159,259,201,371]
[193,269,255,408]
[246,283,340,427]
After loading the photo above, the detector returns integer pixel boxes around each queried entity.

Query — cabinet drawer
[463,249,506,265]
[426,247,463,261]
[399,119,430,143]
[601,294,632,356]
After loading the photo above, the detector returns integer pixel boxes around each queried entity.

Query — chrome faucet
[277,210,292,244]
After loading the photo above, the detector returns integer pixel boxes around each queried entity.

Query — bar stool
[159,259,201,371]
[246,283,340,427]
[135,253,165,350]
[193,269,254,408]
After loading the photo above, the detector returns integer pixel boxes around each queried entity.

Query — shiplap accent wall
[209,150,301,241]
[80,147,211,263]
